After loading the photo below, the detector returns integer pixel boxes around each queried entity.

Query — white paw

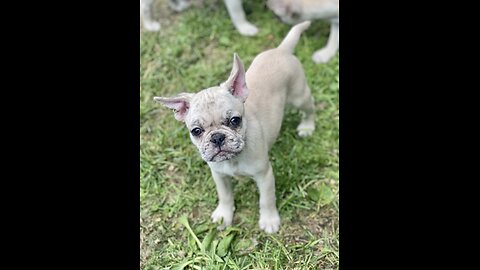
[312,49,335,64]
[144,21,161,32]
[211,204,235,230]
[297,122,315,137]
[259,210,280,234]
[235,22,259,36]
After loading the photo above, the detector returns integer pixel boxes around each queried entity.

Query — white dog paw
[211,204,235,230]
[297,122,315,137]
[312,49,335,64]
[144,21,161,32]
[259,211,281,234]
[297,129,314,137]
[236,22,259,36]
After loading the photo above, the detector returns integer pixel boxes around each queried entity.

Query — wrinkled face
[154,53,248,163]
[184,87,246,162]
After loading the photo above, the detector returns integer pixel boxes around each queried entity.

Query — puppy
[140,0,258,36]
[267,0,339,63]
[140,0,192,31]
[154,21,315,233]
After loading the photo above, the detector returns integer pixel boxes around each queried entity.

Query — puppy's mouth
[209,148,238,162]
[199,133,245,162]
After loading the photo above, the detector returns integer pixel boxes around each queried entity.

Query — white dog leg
[224,0,258,36]
[313,20,339,63]
[254,163,280,233]
[141,0,161,31]
[210,170,235,230]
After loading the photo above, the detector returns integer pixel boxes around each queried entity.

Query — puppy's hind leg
[291,85,316,137]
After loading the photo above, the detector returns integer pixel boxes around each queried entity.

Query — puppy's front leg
[255,162,281,233]
[223,0,258,36]
[210,170,235,230]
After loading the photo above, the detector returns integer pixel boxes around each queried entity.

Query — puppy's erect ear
[223,53,248,103]
[154,93,194,122]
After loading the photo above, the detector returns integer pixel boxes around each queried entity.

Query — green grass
[140,0,339,269]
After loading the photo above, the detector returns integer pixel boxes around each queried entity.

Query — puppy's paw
[211,204,235,230]
[297,122,315,137]
[144,21,161,32]
[312,49,335,64]
[259,210,281,234]
[235,22,259,36]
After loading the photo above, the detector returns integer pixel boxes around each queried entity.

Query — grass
[140,0,339,269]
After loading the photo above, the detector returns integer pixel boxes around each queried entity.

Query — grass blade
[178,215,203,252]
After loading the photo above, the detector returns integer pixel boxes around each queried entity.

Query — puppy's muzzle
[210,133,226,147]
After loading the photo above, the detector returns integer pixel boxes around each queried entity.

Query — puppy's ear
[223,53,248,103]
[154,93,193,122]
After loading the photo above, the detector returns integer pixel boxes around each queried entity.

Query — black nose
[210,133,226,147]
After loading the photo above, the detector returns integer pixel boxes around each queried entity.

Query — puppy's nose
[210,133,226,147]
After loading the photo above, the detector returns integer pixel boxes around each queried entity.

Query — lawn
[140,0,339,269]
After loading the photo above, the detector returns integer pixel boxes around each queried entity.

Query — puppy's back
[246,21,310,94]
[244,22,310,145]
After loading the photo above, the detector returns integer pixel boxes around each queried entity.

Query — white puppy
[154,21,314,233]
[267,0,339,63]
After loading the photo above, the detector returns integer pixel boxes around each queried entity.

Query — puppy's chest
[209,160,252,177]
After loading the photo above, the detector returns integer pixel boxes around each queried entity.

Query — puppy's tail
[277,21,311,53]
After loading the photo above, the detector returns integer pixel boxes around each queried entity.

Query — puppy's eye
[191,127,203,136]
[229,117,242,127]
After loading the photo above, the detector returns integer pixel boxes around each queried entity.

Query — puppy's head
[267,0,303,25]
[154,54,248,162]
